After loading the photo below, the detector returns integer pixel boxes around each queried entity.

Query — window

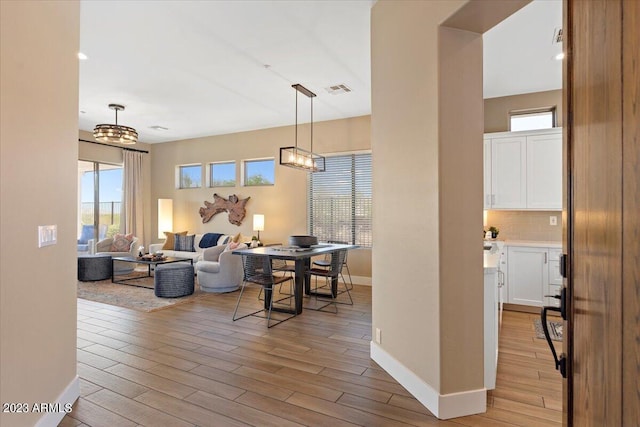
[308,152,372,247]
[77,160,122,252]
[209,162,236,187]
[243,159,274,186]
[509,107,556,132]
[177,164,202,189]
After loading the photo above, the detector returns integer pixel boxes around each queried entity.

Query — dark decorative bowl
[289,235,318,248]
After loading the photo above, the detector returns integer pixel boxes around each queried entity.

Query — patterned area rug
[534,318,563,342]
[77,275,203,312]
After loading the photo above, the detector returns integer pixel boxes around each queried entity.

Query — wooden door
[564,0,640,424]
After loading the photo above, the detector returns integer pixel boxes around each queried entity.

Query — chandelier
[279,84,325,172]
[93,104,138,145]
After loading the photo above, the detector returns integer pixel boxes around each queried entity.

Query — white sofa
[196,243,247,293]
[148,234,233,267]
[95,236,139,274]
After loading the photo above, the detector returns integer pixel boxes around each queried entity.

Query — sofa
[148,233,235,267]
[94,235,139,274]
[196,243,247,293]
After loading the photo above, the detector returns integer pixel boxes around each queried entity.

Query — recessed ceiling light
[554,52,565,61]
[77,52,88,60]
[149,125,169,131]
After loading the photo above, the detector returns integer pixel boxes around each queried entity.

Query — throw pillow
[162,231,187,250]
[174,234,196,252]
[110,233,134,252]
[224,241,241,252]
[199,232,223,249]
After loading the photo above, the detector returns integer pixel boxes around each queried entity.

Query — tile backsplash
[485,210,562,242]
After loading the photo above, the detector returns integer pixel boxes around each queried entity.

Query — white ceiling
[78,0,562,144]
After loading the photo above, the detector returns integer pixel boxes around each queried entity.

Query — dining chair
[233,254,296,328]
[312,241,353,290]
[306,249,352,312]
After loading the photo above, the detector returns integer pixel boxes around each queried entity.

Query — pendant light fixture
[279,84,325,172]
[93,103,138,145]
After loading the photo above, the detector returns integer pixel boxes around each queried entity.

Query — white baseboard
[35,375,79,427]
[350,275,371,286]
[370,342,486,419]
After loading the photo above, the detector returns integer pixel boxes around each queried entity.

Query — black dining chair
[312,241,353,290]
[306,249,352,312]
[233,254,296,328]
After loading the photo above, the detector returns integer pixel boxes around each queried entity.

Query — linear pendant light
[93,103,138,145]
[279,84,325,172]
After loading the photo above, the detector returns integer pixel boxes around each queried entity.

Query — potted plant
[488,226,499,239]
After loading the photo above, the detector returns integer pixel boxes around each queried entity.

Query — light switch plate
[38,225,57,247]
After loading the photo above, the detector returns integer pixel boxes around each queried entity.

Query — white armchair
[196,244,246,293]
[95,236,139,274]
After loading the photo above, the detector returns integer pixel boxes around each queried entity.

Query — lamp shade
[253,214,265,232]
[158,199,173,239]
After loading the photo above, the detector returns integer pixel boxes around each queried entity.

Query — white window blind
[308,153,372,247]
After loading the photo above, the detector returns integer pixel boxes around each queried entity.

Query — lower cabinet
[507,246,548,306]
[506,245,563,307]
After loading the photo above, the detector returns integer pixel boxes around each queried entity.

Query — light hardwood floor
[62,285,563,427]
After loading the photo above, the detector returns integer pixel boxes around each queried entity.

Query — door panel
[566,0,639,424]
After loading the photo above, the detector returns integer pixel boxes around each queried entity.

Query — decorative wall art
[199,193,250,226]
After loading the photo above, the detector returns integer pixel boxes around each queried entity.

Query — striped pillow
[174,234,195,252]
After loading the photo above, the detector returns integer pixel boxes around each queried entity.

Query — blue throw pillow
[199,232,223,249]
[174,234,195,252]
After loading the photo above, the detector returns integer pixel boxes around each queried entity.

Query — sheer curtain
[122,150,145,248]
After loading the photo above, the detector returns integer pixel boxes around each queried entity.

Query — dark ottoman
[154,263,195,298]
[78,254,113,281]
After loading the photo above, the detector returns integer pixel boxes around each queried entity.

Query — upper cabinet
[484,128,562,210]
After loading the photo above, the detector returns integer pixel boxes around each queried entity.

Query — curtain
[122,150,145,248]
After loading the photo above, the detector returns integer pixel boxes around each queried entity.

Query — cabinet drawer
[548,248,562,261]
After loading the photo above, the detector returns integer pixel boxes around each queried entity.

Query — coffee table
[111,256,193,287]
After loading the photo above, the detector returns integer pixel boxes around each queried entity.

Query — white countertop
[483,241,504,272]
[505,240,562,248]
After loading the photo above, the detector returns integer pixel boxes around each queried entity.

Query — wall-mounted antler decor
[199,193,250,226]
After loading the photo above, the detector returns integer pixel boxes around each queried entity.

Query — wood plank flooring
[62,286,563,426]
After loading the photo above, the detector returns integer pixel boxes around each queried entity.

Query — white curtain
[121,150,145,248]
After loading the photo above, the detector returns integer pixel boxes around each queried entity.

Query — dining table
[232,243,357,315]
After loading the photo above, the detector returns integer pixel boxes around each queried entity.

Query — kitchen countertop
[505,240,562,248]
[483,241,504,273]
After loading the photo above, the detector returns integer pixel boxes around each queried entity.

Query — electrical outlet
[375,328,381,344]
[550,216,558,226]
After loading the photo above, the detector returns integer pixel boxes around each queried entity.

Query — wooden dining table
[232,243,357,315]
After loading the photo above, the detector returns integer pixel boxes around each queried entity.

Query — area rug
[77,276,203,312]
[534,318,563,342]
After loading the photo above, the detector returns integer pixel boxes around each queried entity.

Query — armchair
[196,243,246,293]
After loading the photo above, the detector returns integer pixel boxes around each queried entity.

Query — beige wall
[486,210,562,241]
[0,2,80,426]
[149,115,372,279]
[371,0,467,395]
[371,0,529,417]
[484,89,563,133]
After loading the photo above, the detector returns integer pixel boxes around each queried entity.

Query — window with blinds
[308,152,372,248]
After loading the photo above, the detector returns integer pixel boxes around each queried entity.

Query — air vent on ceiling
[149,125,169,131]
[553,27,563,44]
[325,84,352,95]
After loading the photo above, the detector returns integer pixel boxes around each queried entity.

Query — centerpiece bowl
[289,235,318,248]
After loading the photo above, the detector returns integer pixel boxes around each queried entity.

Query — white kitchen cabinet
[547,248,563,307]
[484,128,562,210]
[489,135,527,208]
[507,246,548,306]
[527,133,563,209]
